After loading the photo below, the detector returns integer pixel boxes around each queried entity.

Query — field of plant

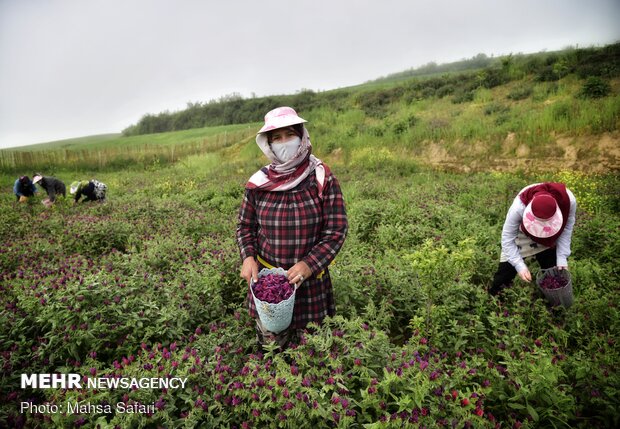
[1,147,619,428]
[1,42,619,429]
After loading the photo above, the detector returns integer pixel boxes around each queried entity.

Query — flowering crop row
[1,169,618,428]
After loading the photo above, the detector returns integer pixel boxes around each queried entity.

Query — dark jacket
[38,176,66,202]
[74,181,100,202]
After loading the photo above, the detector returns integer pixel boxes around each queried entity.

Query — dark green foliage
[507,85,534,101]
[356,87,404,118]
[579,76,612,99]
[452,90,475,104]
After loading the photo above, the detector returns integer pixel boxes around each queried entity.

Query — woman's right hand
[241,256,259,285]
[518,267,532,282]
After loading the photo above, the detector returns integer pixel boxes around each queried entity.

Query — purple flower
[155,398,165,410]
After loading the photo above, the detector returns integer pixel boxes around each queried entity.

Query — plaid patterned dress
[236,170,348,329]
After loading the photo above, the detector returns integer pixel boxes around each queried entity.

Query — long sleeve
[236,189,258,261]
[555,189,577,267]
[501,196,528,273]
[301,174,348,275]
[13,180,21,196]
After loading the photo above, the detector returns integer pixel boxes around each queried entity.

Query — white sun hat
[522,193,564,238]
[257,106,307,134]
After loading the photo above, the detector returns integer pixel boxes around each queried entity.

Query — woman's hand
[241,257,259,285]
[557,265,568,270]
[287,261,312,287]
[518,267,532,282]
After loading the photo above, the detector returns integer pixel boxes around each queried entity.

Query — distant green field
[0,123,258,172]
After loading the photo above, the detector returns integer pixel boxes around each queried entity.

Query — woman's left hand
[287,261,312,287]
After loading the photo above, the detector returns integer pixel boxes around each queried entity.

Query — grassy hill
[1,43,618,175]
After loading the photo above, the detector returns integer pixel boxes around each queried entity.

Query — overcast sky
[0,0,618,149]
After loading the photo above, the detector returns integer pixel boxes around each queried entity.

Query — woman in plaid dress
[236,107,348,347]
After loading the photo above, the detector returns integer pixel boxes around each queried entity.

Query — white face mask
[271,136,301,163]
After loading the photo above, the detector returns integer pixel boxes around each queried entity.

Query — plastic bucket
[536,267,573,308]
[250,268,297,334]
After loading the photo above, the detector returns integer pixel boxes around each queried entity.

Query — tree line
[122,43,619,136]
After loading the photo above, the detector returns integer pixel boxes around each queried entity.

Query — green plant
[579,76,611,99]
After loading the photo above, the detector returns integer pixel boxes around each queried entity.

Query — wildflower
[155,397,165,410]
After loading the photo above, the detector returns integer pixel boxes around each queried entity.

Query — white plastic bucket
[250,268,297,334]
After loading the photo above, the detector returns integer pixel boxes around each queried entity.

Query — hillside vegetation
[1,43,619,174]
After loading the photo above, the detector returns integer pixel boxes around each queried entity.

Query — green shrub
[579,76,612,99]
[507,85,533,101]
[452,90,475,104]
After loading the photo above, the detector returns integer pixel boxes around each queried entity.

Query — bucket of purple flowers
[536,267,574,307]
[250,268,298,334]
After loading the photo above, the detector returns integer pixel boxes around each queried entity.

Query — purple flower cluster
[539,274,569,290]
[252,274,294,304]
